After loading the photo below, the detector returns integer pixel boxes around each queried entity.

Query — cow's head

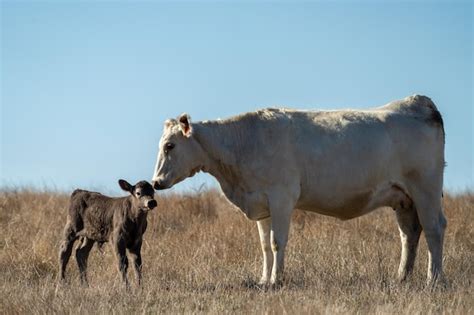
[119,179,157,210]
[152,114,205,190]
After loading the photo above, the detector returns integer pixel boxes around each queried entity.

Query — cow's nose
[153,179,169,190]
[153,181,162,190]
[147,199,157,209]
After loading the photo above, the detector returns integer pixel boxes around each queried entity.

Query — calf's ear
[118,179,133,193]
[178,113,192,138]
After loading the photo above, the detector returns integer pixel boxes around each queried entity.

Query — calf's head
[152,114,206,190]
[119,179,157,210]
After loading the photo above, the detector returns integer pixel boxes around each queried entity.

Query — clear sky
[1,1,473,195]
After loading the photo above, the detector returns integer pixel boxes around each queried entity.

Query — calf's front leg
[128,241,143,287]
[113,238,129,289]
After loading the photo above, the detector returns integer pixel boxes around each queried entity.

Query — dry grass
[0,188,473,314]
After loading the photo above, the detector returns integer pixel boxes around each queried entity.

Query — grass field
[0,188,472,314]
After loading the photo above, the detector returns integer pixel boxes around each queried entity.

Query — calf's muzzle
[147,199,157,209]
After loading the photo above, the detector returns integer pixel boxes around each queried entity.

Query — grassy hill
[0,189,472,313]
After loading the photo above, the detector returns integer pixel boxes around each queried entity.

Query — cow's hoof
[269,280,284,290]
[426,277,448,292]
[241,278,259,289]
[241,279,269,291]
[397,272,408,284]
[258,278,269,286]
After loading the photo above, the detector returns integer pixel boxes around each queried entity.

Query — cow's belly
[296,181,412,220]
[297,190,375,219]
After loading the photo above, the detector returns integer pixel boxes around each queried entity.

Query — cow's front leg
[257,217,272,285]
[269,195,294,286]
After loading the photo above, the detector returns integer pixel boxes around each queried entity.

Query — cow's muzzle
[153,180,167,190]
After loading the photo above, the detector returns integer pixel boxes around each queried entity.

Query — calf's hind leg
[58,222,77,282]
[75,237,95,285]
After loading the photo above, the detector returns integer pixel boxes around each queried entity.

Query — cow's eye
[164,142,175,153]
[136,191,141,196]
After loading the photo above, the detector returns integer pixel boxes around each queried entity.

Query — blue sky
[1,1,472,195]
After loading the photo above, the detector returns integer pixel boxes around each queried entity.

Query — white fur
[153,95,446,285]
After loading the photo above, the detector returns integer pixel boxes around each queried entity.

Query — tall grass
[0,189,472,314]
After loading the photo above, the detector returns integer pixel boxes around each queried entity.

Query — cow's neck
[193,121,244,192]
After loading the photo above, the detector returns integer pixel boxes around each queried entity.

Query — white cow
[152,95,446,286]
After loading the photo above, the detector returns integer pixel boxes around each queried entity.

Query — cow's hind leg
[395,204,422,282]
[257,217,273,285]
[410,187,446,285]
[75,237,95,286]
[58,221,77,283]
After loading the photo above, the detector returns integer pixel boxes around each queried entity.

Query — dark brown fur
[58,180,156,288]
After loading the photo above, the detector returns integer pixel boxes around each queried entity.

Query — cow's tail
[402,95,445,139]
[398,95,445,201]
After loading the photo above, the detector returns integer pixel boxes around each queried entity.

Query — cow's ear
[178,113,192,138]
[118,179,133,193]
[164,119,177,131]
